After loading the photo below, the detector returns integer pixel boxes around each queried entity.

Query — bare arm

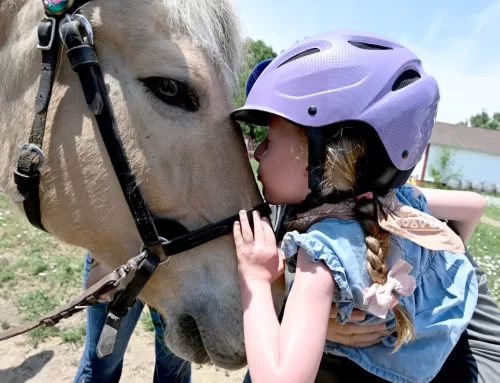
[410,185,486,242]
[240,249,334,383]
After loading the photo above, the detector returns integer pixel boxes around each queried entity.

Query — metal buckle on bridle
[59,13,94,47]
[18,143,47,171]
[36,17,56,50]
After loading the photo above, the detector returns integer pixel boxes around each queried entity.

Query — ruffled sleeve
[280,225,357,324]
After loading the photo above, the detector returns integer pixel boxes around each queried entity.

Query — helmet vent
[348,41,393,50]
[277,48,321,68]
[392,70,421,91]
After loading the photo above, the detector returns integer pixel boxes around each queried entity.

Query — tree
[233,39,278,144]
[429,147,463,185]
[460,109,500,130]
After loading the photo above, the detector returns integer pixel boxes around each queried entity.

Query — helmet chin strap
[306,128,325,192]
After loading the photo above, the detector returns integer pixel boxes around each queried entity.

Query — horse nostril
[178,314,206,363]
[179,314,202,340]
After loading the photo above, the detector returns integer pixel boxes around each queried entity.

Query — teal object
[43,0,74,15]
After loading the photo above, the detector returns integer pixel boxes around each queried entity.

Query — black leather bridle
[14,0,269,358]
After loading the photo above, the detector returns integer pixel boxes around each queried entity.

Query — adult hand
[326,305,394,347]
[86,261,117,302]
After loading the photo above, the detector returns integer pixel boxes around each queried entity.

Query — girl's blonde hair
[320,125,415,351]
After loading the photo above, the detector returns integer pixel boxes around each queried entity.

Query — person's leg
[242,371,252,383]
[73,252,145,383]
[431,247,500,383]
[150,308,192,382]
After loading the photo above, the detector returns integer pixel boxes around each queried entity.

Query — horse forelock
[160,0,244,90]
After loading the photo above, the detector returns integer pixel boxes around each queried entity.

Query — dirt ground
[0,310,248,383]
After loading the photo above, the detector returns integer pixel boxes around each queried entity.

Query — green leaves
[429,146,463,184]
[233,39,278,144]
[461,110,500,130]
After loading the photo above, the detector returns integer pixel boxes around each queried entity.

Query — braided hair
[320,125,415,351]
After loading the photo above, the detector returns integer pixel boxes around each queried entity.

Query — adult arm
[410,185,486,242]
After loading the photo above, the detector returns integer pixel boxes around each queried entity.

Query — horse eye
[141,77,200,112]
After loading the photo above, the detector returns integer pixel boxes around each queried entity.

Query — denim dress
[280,185,478,383]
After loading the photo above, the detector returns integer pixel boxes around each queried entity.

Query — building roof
[430,122,500,156]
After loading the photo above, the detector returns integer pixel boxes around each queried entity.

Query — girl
[231,30,484,383]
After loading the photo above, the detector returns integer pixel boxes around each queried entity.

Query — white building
[412,122,500,186]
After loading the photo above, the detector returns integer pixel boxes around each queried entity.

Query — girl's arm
[240,248,335,383]
[410,185,486,242]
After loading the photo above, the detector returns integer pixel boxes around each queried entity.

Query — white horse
[0,0,285,369]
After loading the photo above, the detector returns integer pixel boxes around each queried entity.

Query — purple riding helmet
[231,30,440,202]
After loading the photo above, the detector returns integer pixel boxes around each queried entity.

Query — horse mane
[162,0,244,90]
[0,0,244,90]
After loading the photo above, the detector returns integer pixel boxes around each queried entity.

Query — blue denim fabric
[73,252,191,383]
[280,185,479,383]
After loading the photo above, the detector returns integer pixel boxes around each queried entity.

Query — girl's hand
[233,210,285,283]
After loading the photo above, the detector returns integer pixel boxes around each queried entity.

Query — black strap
[96,250,159,358]
[162,202,271,255]
[14,18,60,232]
[307,128,325,192]
[61,21,163,248]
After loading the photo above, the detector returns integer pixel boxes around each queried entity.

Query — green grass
[17,289,61,346]
[0,193,85,346]
[485,204,500,221]
[467,222,500,301]
[60,324,86,344]
[250,158,262,194]
[250,157,259,174]
[140,311,156,332]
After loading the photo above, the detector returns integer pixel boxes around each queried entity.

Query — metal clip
[59,13,94,47]
[112,249,150,287]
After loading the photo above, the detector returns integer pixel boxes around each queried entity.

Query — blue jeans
[73,253,191,383]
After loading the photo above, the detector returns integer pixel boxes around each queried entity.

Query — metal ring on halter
[59,13,94,46]
[139,237,170,255]
[72,13,94,46]
[159,237,171,245]
[18,144,46,170]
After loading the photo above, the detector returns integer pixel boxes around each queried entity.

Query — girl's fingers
[261,217,276,246]
[252,211,264,244]
[233,221,244,248]
[239,210,254,243]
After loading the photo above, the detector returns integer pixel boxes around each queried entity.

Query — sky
[232,0,500,124]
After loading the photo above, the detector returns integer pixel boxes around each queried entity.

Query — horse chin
[163,313,247,370]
